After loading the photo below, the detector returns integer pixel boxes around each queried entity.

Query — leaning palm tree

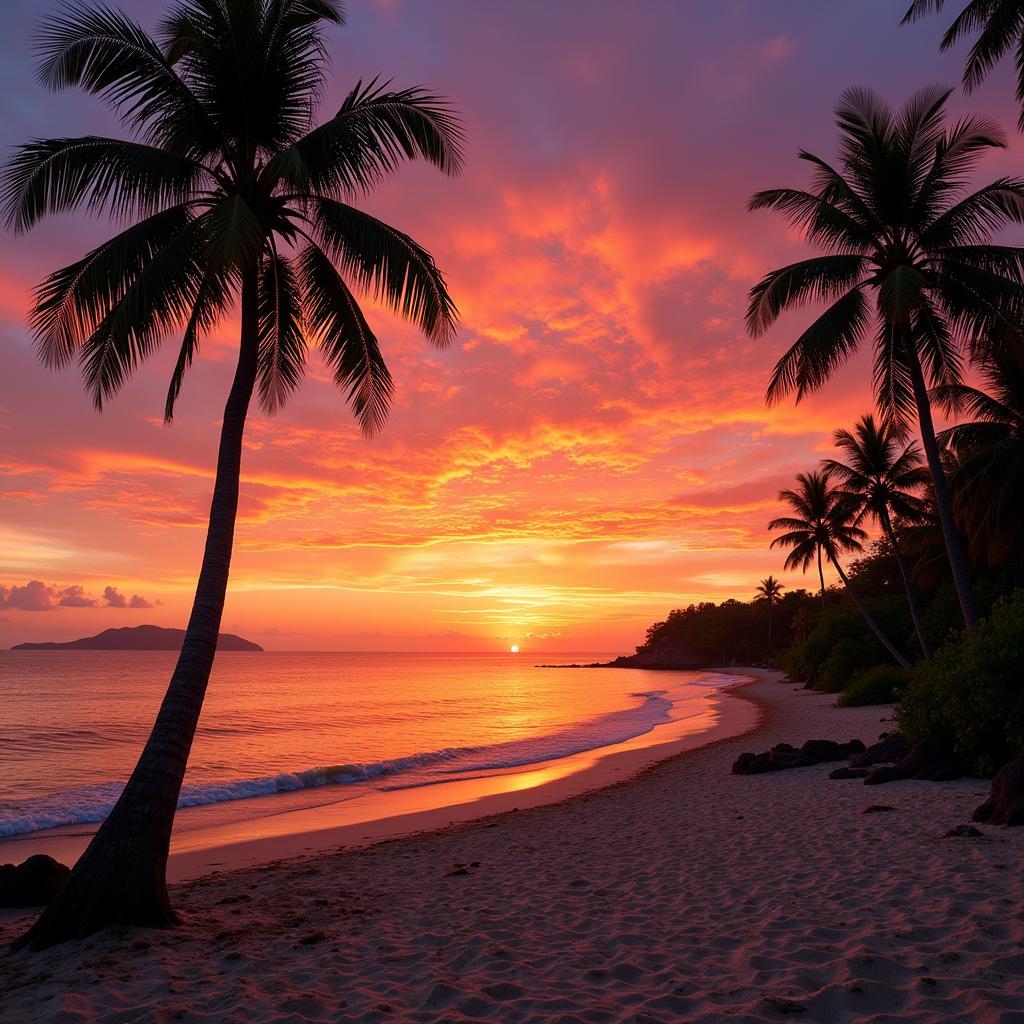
[824,414,932,657]
[747,85,1024,630]
[902,1,1024,129]
[3,0,462,950]
[935,343,1024,564]
[769,470,913,670]
[754,575,784,649]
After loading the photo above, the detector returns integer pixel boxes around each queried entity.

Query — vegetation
[747,86,1024,630]
[838,665,912,707]
[769,470,913,669]
[825,415,931,657]
[2,0,462,950]
[897,592,1024,775]
[754,575,784,650]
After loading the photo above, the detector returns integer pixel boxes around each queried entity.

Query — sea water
[0,650,738,841]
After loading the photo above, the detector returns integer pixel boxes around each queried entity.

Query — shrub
[783,597,911,690]
[896,591,1024,776]
[838,665,910,707]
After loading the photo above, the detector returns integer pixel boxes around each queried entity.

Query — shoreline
[5,674,1023,1021]
[0,670,765,884]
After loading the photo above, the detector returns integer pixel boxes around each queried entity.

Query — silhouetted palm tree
[935,344,1024,564]
[902,1,1024,129]
[747,85,1024,630]
[824,414,932,658]
[2,0,462,950]
[769,471,913,670]
[754,575,784,649]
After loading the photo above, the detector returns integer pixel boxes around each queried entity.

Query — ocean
[0,651,742,848]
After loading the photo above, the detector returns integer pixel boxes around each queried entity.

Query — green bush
[838,665,910,707]
[783,597,911,690]
[896,591,1024,776]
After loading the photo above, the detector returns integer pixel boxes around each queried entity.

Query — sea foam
[0,688,689,838]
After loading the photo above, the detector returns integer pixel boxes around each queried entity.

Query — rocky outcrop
[849,733,910,769]
[732,739,864,775]
[973,760,1024,826]
[0,855,70,907]
[857,735,963,786]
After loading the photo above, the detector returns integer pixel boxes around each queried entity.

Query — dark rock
[800,739,846,762]
[829,766,870,780]
[0,854,70,907]
[732,751,774,775]
[914,763,963,782]
[864,765,901,786]
[849,733,910,769]
[972,760,1024,826]
[768,749,817,769]
[895,738,962,782]
[943,825,983,838]
[733,738,860,775]
[844,739,867,754]
[862,804,896,814]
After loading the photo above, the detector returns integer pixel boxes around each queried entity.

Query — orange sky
[1,1,1021,651]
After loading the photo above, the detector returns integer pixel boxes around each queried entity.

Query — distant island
[11,625,263,652]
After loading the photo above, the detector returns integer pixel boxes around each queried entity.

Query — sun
[510,644,520,653]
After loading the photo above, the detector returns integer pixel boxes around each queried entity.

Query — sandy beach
[3,671,1023,1024]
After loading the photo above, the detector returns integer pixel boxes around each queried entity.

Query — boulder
[972,760,1024,827]
[829,766,870,780]
[864,765,901,786]
[732,751,773,775]
[944,824,983,838]
[895,738,962,782]
[849,733,910,769]
[0,854,70,907]
[768,748,816,770]
[800,739,866,763]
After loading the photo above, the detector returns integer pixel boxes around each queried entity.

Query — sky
[0,0,1021,652]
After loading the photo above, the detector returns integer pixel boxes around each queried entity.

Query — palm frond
[1,136,204,232]
[29,204,195,367]
[257,249,306,414]
[766,287,869,404]
[267,78,464,196]
[299,242,393,435]
[36,1,216,152]
[311,197,457,346]
[746,255,867,337]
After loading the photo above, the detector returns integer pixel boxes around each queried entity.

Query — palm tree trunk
[768,602,774,650]
[880,507,929,660]
[817,547,826,604]
[906,347,978,629]
[14,267,261,952]
[828,554,913,671]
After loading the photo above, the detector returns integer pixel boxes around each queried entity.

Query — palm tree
[746,85,1024,630]
[3,0,462,950]
[902,2,1024,129]
[769,470,913,670]
[824,414,932,658]
[754,575,784,649]
[935,343,1024,564]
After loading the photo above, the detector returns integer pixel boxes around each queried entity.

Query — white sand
[3,673,1023,1023]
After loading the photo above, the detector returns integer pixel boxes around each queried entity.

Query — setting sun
[510,645,520,654]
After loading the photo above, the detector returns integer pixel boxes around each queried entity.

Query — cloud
[0,580,55,611]
[0,581,158,612]
[57,585,97,608]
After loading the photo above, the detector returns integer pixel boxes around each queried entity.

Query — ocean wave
[0,689,679,839]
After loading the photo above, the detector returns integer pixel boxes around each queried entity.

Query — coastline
[0,670,763,883]
[5,673,1021,1022]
